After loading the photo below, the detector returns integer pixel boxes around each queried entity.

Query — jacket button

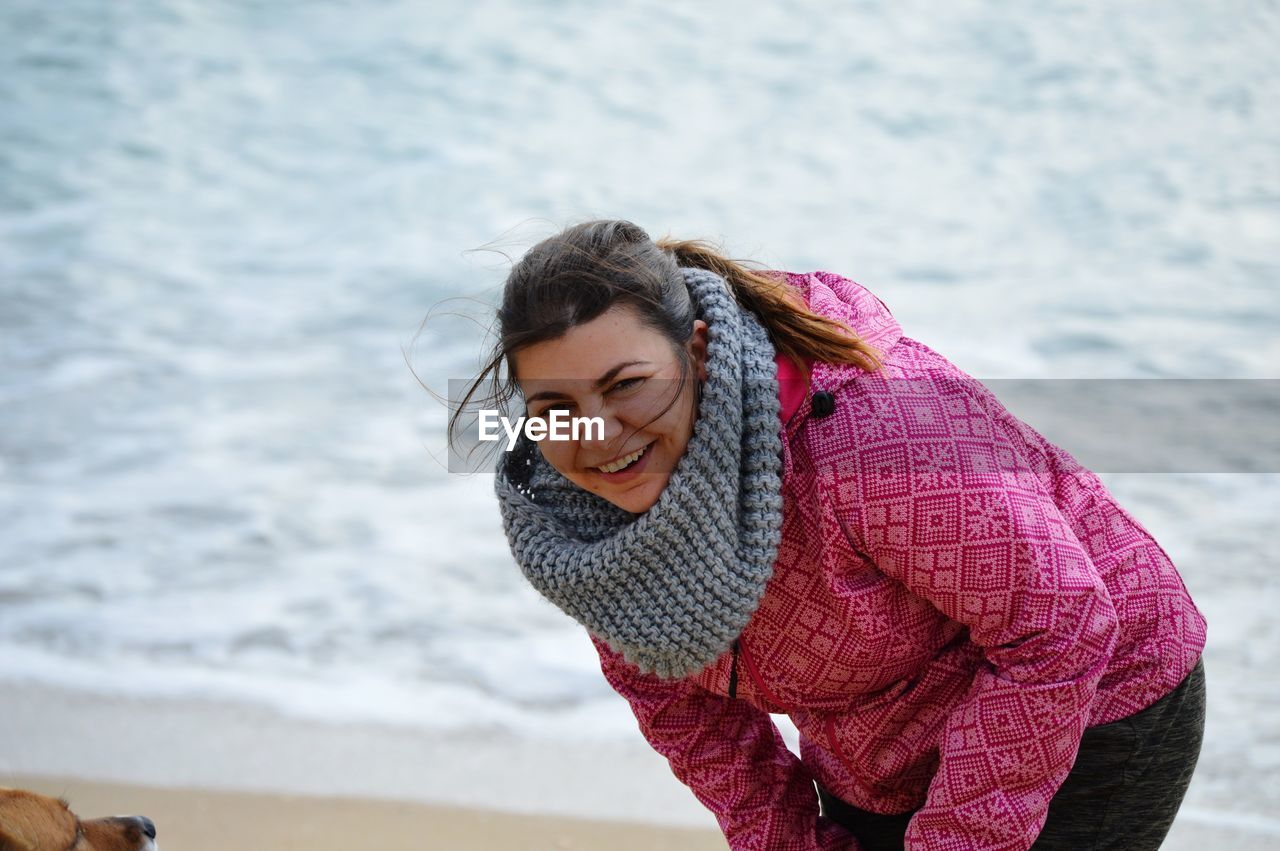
[811,391,836,418]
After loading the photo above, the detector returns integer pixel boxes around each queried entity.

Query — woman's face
[512,303,709,514]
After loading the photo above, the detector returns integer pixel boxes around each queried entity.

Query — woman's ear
[688,319,709,381]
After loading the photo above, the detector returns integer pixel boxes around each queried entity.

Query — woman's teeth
[597,444,648,473]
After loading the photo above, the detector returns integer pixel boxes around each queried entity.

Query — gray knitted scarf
[493,267,785,679]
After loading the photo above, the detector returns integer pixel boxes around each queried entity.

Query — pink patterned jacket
[589,270,1208,851]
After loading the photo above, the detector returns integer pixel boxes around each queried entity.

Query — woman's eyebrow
[525,360,651,403]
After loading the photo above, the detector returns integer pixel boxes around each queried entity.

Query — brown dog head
[0,788,157,851]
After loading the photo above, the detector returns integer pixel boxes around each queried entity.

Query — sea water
[2,0,1278,832]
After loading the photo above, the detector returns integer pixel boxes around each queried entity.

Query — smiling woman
[443,219,1208,851]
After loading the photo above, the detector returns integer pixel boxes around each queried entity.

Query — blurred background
[2,0,1278,842]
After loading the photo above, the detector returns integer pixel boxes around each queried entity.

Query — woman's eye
[609,377,644,393]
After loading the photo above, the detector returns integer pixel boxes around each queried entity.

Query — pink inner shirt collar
[774,352,810,424]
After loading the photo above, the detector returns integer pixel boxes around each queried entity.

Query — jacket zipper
[732,636,792,711]
[824,714,855,777]
[733,638,855,778]
[728,639,740,699]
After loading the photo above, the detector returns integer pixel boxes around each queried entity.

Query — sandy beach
[3,680,1278,850]
[3,774,727,851]
[7,776,1279,851]
[6,775,1279,851]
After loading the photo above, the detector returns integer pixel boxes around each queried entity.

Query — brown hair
[446,219,884,452]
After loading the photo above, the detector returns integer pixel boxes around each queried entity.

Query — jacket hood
[783,270,902,361]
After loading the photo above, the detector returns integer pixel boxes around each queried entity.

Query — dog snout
[85,814,158,850]
[107,815,157,841]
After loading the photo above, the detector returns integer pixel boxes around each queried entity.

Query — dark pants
[816,657,1207,851]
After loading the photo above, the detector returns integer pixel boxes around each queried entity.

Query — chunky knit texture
[494,266,784,679]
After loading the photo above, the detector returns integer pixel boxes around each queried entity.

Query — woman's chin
[600,474,669,514]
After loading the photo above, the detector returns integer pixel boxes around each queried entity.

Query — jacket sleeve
[589,633,861,851]
[827,369,1120,851]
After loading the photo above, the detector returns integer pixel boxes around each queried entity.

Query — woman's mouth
[592,441,655,479]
